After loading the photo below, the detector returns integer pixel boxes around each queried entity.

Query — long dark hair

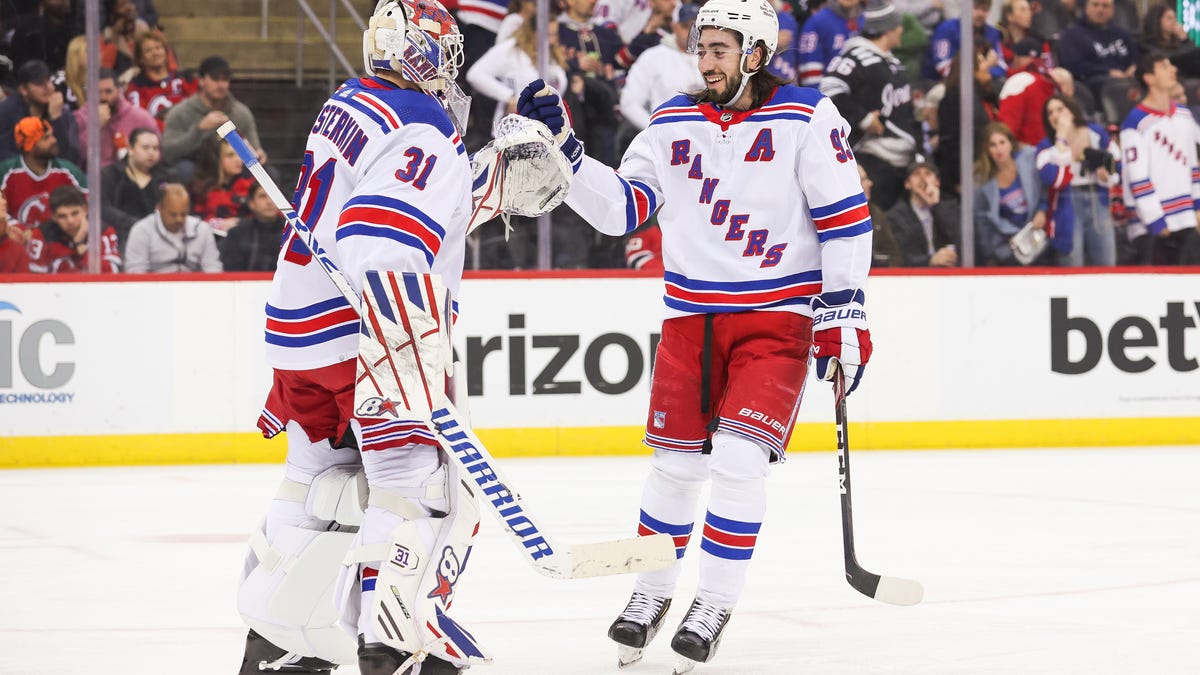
[688,40,788,110]
[1041,93,1086,142]
[1142,5,1181,50]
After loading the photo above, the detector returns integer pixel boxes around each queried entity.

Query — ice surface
[1,448,1197,674]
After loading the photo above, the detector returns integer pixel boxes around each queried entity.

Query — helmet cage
[364,0,465,92]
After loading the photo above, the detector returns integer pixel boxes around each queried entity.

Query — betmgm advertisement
[1,273,1196,466]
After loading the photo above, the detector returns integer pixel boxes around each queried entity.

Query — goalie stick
[834,369,924,606]
[216,121,675,579]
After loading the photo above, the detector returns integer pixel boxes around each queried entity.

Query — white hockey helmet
[688,0,780,68]
[363,0,470,131]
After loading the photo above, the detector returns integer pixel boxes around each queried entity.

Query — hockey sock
[696,431,769,607]
[632,450,709,598]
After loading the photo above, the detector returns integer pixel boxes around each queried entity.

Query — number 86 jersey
[264,76,473,371]
[566,85,873,319]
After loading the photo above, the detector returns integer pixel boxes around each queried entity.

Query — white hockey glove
[517,78,583,173]
[811,289,873,396]
[468,115,573,233]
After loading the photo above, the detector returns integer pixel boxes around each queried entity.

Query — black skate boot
[669,597,732,673]
[357,636,462,675]
[607,591,672,668]
[236,629,336,673]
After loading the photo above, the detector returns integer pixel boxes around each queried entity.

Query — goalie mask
[364,0,471,133]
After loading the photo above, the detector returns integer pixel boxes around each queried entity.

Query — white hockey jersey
[1119,102,1200,236]
[565,85,873,318]
[265,77,472,370]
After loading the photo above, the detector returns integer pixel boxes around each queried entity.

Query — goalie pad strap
[273,465,368,528]
[367,484,446,521]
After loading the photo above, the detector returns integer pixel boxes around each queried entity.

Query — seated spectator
[798,0,861,86]
[885,161,961,266]
[219,182,284,272]
[1,117,86,229]
[619,3,702,130]
[1139,4,1200,80]
[1035,94,1119,266]
[125,183,222,272]
[0,60,80,163]
[73,68,158,169]
[0,193,32,273]
[162,56,264,180]
[466,13,568,138]
[4,0,77,72]
[58,35,87,113]
[189,138,253,233]
[998,37,1073,146]
[28,185,121,274]
[1058,0,1138,99]
[100,126,171,248]
[934,51,1001,196]
[859,163,903,267]
[101,0,151,75]
[624,0,677,61]
[820,0,920,210]
[124,32,197,131]
[998,0,1049,66]
[767,0,800,83]
[923,0,1007,82]
[1119,52,1200,265]
[559,0,630,166]
[974,121,1049,265]
[1029,0,1075,41]
[624,221,662,271]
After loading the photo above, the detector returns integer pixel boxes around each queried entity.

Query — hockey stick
[834,369,924,606]
[216,122,675,579]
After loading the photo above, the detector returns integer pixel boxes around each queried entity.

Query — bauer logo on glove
[811,289,873,395]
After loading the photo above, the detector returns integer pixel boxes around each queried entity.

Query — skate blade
[671,656,698,674]
[617,645,645,668]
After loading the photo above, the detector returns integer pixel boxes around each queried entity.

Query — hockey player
[516,0,874,670]
[1120,51,1200,265]
[235,1,482,674]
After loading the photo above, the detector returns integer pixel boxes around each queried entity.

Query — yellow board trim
[1,417,1196,468]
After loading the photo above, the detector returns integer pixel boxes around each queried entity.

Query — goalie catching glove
[468,114,574,233]
[517,78,583,173]
[811,289,873,396]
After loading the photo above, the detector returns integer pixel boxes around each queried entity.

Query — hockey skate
[236,629,336,673]
[607,592,672,668]
[357,638,462,675]
[668,598,731,674]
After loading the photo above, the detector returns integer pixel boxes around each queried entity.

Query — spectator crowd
[2,0,1199,274]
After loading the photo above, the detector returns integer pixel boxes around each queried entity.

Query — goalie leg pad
[341,456,490,668]
[238,524,359,665]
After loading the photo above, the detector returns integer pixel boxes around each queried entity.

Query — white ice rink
[2,448,1198,675]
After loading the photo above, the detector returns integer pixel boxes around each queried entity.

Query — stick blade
[560,534,677,579]
[873,576,924,606]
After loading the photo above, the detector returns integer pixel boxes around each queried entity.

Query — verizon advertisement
[1,274,1196,444]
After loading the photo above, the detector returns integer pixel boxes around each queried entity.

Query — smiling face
[696,27,748,106]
